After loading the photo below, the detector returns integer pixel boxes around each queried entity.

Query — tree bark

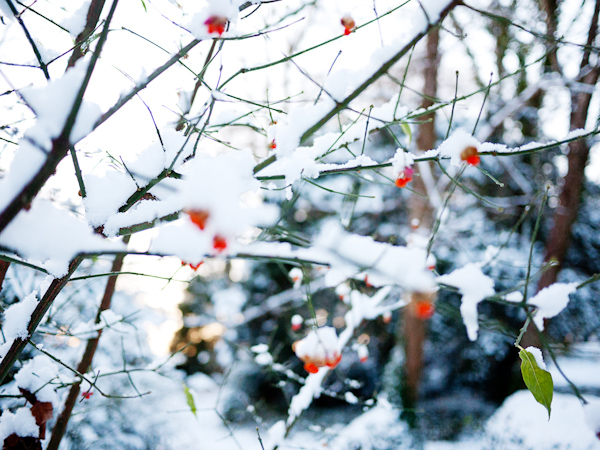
[47,237,129,450]
[522,0,600,348]
[402,27,439,421]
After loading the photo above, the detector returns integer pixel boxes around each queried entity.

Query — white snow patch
[529,282,578,330]
[2,291,38,340]
[437,264,495,341]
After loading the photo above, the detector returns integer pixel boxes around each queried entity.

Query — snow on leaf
[519,347,553,419]
[0,407,38,441]
[436,263,495,341]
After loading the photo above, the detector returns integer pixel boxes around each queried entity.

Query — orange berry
[395,167,414,188]
[204,15,227,36]
[304,362,319,374]
[364,275,372,288]
[465,155,480,166]
[187,209,210,230]
[460,146,480,166]
[213,235,227,252]
[383,311,392,324]
[415,301,435,320]
[341,16,355,35]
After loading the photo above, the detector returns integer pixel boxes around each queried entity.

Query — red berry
[364,275,372,288]
[465,155,480,166]
[81,391,93,399]
[341,16,355,35]
[204,15,227,36]
[269,140,277,149]
[213,235,227,253]
[360,356,368,363]
[395,167,414,188]
[187,209,210,230]
[304,362,319,374]
[460,146,480,166]
[292,323,302,332]
[415,301,435,320]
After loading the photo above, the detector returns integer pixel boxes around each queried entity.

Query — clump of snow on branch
[1,291,38,342]
[84,129,196,231]
[317,223,436,291]
[438,128,481,166]
[258,97,408,184]
[150,151,278,259]
[14,356,59,406]
[528,282,578,331]
[437,263,495,341]
[293,326,341,373]
[0,200,124,276]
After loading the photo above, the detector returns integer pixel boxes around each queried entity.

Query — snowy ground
[90,342,600,450]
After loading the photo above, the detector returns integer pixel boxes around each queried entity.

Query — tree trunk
[401,27,439,426]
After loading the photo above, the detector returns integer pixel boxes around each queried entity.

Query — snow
[344,391,359,404]
[0,200,124,277]
[14,355,59,406]
[584,400,600,436]
[437,128,481,167]
[0,407,38,441]
[60,0,92,37]
[1,291,38,341]
[294,327,341,366]
[485,391,600,449]
[528,282,578,331]
[265,420,286,450]
[525,346,547,370]
[20,58,102,145]
[390,148,415,176]
[437,264,495,341]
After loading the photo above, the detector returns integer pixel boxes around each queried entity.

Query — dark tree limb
[47,236,130,450]
[0,257,84,385]
[4,0,50,80]
[67,0,107,68]
[536,0,600,293]
[0,260,9,293]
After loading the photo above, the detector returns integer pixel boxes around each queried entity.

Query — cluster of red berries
[186,209,228,253]
[204,15,227,36]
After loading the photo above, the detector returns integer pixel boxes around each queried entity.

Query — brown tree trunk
[401,27,439,422]
[47,236,129,450]
[523,0,600,347]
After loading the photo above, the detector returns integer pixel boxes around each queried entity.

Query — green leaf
[400,122,412,144]
[140,0,147,11]
[183,383,197,416]
[519,348,553,419]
